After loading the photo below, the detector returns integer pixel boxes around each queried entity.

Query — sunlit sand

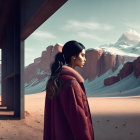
[0,92,140,140]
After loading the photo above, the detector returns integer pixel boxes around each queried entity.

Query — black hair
[46,40,85,99]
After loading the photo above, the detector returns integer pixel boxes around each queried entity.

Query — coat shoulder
[59,75,80,90]
[59,75,76,84]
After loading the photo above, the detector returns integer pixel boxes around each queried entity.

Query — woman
[44,40,94,140]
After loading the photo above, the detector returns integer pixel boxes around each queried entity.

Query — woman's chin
[76,64,84,68]
[80,65,84,68]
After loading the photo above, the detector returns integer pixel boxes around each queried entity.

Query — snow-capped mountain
[85,56,140,96]
[115,30,140,46]
[100,30,140,57]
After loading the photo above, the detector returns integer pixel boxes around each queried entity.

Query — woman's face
[72,49,86,68]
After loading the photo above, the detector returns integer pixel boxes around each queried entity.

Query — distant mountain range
[24,30,140,95]
[85,30,140,96]
[99,30,140,57]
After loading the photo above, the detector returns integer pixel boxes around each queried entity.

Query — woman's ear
[72,56,76,60]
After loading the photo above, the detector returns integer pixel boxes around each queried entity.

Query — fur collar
[60,65,84,83]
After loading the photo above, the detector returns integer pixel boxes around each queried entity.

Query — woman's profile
[43,40,94,140]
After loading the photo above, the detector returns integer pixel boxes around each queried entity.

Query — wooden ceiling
[0,0,67,48]
[0,0,17,48]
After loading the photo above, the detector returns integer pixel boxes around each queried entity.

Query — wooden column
[1,3,24,118]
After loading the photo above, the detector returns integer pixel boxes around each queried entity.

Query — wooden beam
[21,0,67,40]
[0,0,17,48]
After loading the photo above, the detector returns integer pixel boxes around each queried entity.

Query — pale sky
[25,0,140,66]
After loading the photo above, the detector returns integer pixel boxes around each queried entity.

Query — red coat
[44,65,94,140]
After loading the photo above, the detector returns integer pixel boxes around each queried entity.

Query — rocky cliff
[76,49,132,81]
[24,44,134,86]
[24,44,62,85]
[104,56,140,86]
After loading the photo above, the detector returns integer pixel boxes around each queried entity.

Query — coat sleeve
[60,79,92,140]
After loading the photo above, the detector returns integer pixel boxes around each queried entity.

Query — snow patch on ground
[85,70,140,96]
[25,77,48,94]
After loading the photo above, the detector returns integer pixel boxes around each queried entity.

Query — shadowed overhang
[0,0,68,48]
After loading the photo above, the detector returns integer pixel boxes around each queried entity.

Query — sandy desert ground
[0,92,140,140]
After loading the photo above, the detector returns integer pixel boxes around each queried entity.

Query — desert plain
[0,92,140,140]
